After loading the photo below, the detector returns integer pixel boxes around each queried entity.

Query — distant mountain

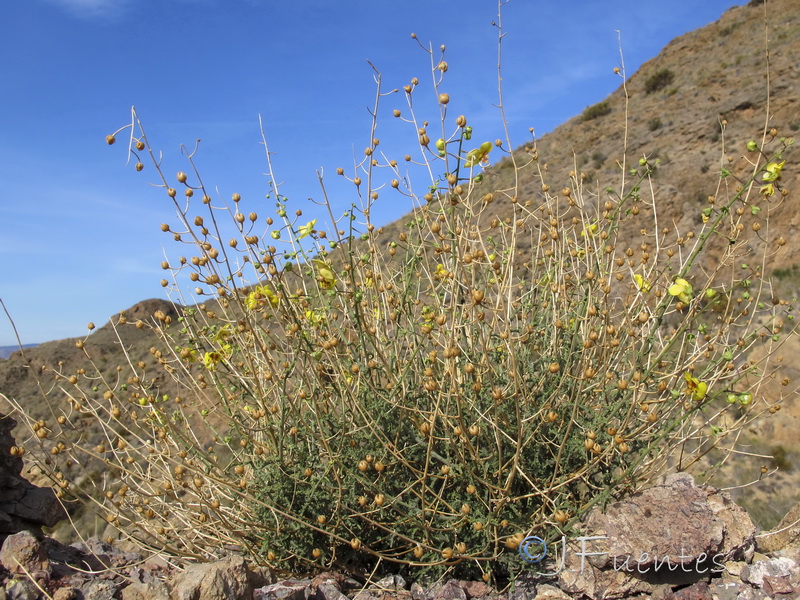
[0,344,38,360]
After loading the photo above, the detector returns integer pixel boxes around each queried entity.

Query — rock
[662,580,713,599]
[508,574,537,600]
[51,587,79,600]
[431,580,467,600]
[71,578,119,600]
[255,579,312,600]
[310,572,348,600]
[458,580,494,599]
[0,531,49,580]
[120,580,170,600]
[530,583,570,600]
[581,473,755,573]
[4,578,39,600]
[740,556,797,587]
[410,582,426,600]
[556,549,654,600]
[171,556,253,600]
[315,582,348,600]
[708,580,743,600]
[0,414,66,540]
[374,574,407,590]
[756,500,800,554]
[547,473,757,599]
[763,574,797,595]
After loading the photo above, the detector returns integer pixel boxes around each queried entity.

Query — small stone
[432,580,467,600]
[71,579,120,600]
[458,581,493,599]
[531,583,570,600]
[5,578,39,600]
[121,581,170,600]
[375,574,407,590]
[740,556,797,586]
[52,587,79,600]
[255,580,312,600]
[410,582,426,600]
[709,581,742,600]
[315,582,347,600]
[762,574,795,595]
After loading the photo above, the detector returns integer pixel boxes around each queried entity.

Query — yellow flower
[762,160,785,182]
[297,219,317,239]
[305,310,326,327]
[212,324,233,343]
[422,306,435,323]
[581,223,598,238]
[668,278,693,304]
[464,142,493,168]
[760,183,775,197]
[203,351,223,370]
[312,260,336,289]
[634,274,651,292]
[684,372,708,402]
[245,285,279,310]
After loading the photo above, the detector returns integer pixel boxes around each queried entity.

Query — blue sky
[0,0,744,347]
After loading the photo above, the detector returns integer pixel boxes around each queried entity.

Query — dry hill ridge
[1,0,799,529]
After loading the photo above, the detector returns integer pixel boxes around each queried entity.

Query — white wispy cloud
[44,0,132,19]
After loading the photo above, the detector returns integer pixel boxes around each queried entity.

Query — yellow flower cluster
[760,160,785,197]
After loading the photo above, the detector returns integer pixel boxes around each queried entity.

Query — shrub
[5,16,795,585]
[581,100,611,121]
[773,264,799,280]
[644,68,675,94]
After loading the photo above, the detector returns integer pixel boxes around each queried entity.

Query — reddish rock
[458,580,494,599]
[0,531,49,580]
[171,556,252,600]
